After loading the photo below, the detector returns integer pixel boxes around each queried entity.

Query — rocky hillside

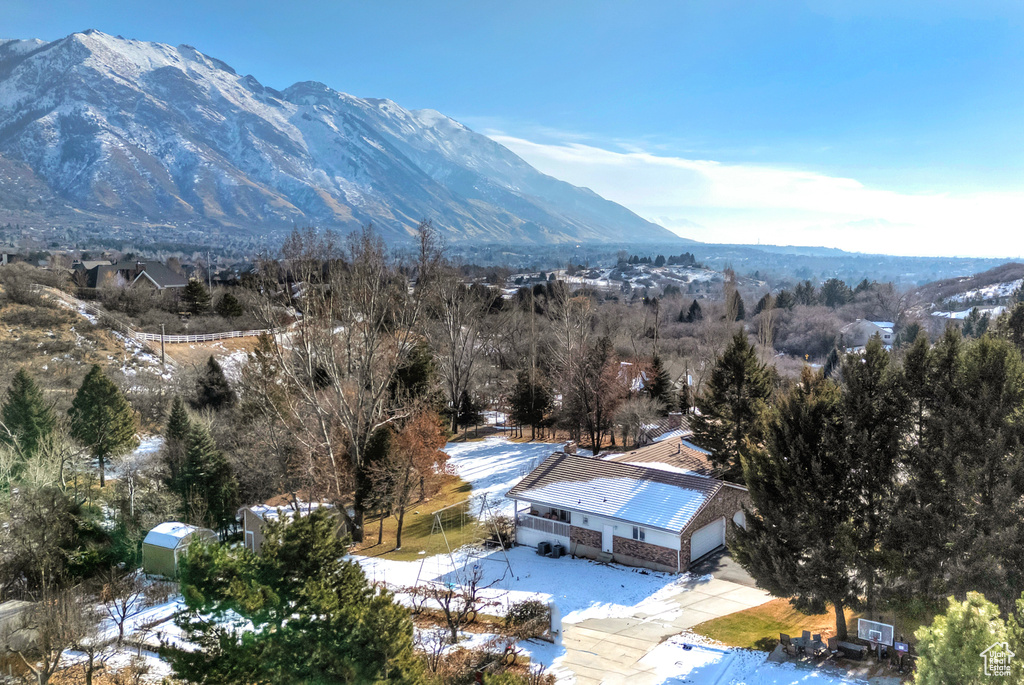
[0,31,683,245]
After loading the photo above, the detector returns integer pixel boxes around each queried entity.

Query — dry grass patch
[693,598,861,651]
[353,475,483,562]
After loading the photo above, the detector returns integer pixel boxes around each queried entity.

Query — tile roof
[506,452,722,532]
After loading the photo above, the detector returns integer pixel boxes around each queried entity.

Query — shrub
[503,599,549,640]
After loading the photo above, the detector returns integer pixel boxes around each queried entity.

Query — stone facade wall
[570,525,601,549]
[613,536,679,572]
[679,485,751,570]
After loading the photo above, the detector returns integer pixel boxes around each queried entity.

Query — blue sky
[4,0,1024,256]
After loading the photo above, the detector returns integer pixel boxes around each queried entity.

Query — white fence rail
[35,285,290,345]
[516,513,570,538]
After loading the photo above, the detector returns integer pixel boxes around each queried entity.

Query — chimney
[667,412,682,430]
[563,441,577,455]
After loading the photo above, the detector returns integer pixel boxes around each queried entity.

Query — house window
[632,526,645,541]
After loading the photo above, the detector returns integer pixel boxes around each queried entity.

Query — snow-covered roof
[507,453,724,532]
[246,500,334,522]
[143,522,210,550]
[868,321,895,329]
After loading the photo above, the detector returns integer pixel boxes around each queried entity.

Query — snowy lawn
[442,435,564,509]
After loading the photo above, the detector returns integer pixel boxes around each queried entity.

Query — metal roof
[506,453,722,533]
[143,522,212,550]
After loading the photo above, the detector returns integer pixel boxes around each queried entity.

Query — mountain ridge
[0,30,686,245]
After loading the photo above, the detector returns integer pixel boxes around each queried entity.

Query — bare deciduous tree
[252,225,425,541]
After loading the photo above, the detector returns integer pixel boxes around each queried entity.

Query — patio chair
[799,630,811,654]
[812,633,824,656]
[826,636,839,662]
[780,633,794,655]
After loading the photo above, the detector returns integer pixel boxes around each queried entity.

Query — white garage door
[690,517,726,562]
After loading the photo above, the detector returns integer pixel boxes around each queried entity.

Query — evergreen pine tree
[509,370,552,439]
[456,389,482,431]
[193,356,235,411]
[752,293,773,317]
[178,421,237,532]
[645,355,674,414]
[1,368,55,456]
[214,291,244,318]
[840,337,908,615]
[182,279,211,315]
[165,508,421,683]
[731,367,859,639]
[69,365,138,487]
[162,396,192,493]
[683,299,702,323]
[691,331,774,480]
[774,290,796,310]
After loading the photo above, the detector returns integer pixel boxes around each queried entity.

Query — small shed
[239,495,346,555]
[142,522,216,577]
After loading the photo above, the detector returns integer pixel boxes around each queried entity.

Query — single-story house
[506,449,750,573]
[839,319,895,350]
[142,522,216,577]
[76,260,188,290]
[239,495,346,555]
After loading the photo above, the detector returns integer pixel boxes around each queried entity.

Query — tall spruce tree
[1,368,55,456]
[165,508,421,683]
[162,396,192,494]
[509,370,552,440]
[193,356,235,411]
[731,367,859,639]
[691,331,774,480]
[646,355,674,414]
[840,336,908,615]
[214,291,244,318]
[178,421,237,532]
[181,279,211,315]
[69,365,138,487]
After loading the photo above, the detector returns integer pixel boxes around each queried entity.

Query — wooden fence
[35,285,290,345]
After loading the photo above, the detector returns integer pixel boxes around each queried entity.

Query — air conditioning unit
[537,541,552,556]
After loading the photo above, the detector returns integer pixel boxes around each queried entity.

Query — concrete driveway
[556,573,772,684]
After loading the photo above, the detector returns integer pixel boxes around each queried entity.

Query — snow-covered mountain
[0,30,682,244]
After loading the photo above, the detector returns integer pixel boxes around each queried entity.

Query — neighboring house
[239,495,347,555]
[506,448,751,573]
[141,522,217,577]
[606,433,721,478]
[839,319,895,350]
[76,260,188,290]
[635,412,690,447]
[618,361,649,394]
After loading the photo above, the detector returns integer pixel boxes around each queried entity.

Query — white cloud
[489,134,1024,258]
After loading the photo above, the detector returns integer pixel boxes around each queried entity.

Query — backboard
[857,618,895,647]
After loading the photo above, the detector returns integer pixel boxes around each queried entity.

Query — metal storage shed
[142,522,216,577]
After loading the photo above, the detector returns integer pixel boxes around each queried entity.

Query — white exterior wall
[519,501,681,550]
[516,525,570,550]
